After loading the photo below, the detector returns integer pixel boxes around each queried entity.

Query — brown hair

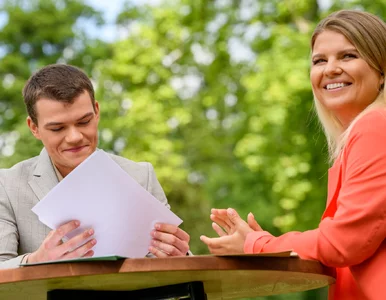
[310,10,386,161]
[23,64,96,125]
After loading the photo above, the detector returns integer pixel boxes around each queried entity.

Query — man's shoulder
[107,152,150,175]
[0,156,39,183]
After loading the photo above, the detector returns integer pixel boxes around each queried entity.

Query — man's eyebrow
[77,112,94,121]
[44,112,94,127]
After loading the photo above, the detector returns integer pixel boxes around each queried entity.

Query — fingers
[58,228,95,255]
[150,224,190,256]
[149,239,184,257]
[199,235,231,255]
[210,214,233,233]
[211,208,228,217]
[151,230,189,255]
[210,208,236,233]
[247,212,262,231]
[148,246,169,258]
[226,208,242,225]
[45,220,81,249]
[212,222,226,237]
[29,221,97,264]
[63,238,97,259]
[154,223,190,243]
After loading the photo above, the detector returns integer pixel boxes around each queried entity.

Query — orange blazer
[244,109,386,300]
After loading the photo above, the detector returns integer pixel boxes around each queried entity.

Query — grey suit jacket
[0,148,169,269]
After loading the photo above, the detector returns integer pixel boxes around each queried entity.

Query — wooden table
[0,255,335,299]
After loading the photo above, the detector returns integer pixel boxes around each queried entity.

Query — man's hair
[310,10,386,161]
[23,64,96,125]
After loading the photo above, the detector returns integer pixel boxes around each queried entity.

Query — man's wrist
[21,253,31,264]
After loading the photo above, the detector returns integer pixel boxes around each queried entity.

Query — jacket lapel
[28,148,58,203]
[322,158,342,220]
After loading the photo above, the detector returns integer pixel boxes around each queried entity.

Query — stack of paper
[32,150,182,260]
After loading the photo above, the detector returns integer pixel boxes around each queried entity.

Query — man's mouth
[64,145,88,152]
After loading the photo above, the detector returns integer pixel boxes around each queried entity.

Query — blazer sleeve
[145,162,170,209]
[0,172,27,269]
[244,112,386,268]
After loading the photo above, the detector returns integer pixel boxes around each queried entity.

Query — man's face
[27,91,100,177]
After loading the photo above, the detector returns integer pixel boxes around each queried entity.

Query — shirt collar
[51,160,64,182]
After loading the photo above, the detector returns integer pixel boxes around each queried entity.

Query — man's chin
[63,150,93,165]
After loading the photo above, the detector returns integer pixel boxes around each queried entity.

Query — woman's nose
[323,59,343,77]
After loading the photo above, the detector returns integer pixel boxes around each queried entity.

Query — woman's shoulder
[341,108,386,165]
[353,107,386,130]
[351,108,386,135]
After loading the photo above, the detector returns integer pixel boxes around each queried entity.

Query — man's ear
[27,116,41,140]
[95,101,100,122]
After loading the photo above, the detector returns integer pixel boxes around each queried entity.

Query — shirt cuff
[244,231,273,253]
[19,253,31,266]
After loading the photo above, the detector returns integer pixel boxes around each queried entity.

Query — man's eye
[312,58,325,65]
[79,120,91,125]
[51,128,63,132]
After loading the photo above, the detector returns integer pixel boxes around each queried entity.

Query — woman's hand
[200,208,261,254]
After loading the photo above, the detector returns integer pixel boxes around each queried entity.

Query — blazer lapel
[28,148,59,203]
[322,158,342,220]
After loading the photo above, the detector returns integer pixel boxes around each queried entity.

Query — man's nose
[323,59,343,77]
[65,127,83,143]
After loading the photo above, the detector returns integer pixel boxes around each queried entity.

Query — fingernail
[151,230,156,237]
[74,221,80,226]
[227,208,235,216]
[91,239,97,245]
[88,229,94,235]
[155,223,160,229]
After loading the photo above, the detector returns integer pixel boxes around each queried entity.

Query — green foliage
[2,0,386,299]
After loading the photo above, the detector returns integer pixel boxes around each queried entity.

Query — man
[0,64,190,269]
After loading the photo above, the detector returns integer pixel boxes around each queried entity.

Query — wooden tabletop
[0,255,335,300]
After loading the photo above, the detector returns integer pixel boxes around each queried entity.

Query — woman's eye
[343,53,357,59]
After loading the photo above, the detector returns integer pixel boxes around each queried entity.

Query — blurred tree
[1,0,386,299]
[0,0,108,166]
[95,0,386,299]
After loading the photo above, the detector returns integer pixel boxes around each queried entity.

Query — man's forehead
[35,96,95,124]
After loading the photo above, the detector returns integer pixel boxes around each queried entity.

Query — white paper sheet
[32,150,182,259]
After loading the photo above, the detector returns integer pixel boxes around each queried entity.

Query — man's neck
[51,160,64,182]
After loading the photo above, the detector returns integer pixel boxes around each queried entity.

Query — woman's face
[310,30,384,127]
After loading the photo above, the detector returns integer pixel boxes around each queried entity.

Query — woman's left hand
[200,208,258,254]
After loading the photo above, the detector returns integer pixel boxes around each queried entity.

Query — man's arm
[144,163,191,257]
[0,173,26,269]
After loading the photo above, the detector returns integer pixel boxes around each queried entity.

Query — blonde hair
[311,10,386,161]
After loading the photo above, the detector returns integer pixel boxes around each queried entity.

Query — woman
[200,10,386,300]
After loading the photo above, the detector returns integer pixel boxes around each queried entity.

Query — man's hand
[27,220,96,263]
[149,223,190,257]
[200,208,259,254]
